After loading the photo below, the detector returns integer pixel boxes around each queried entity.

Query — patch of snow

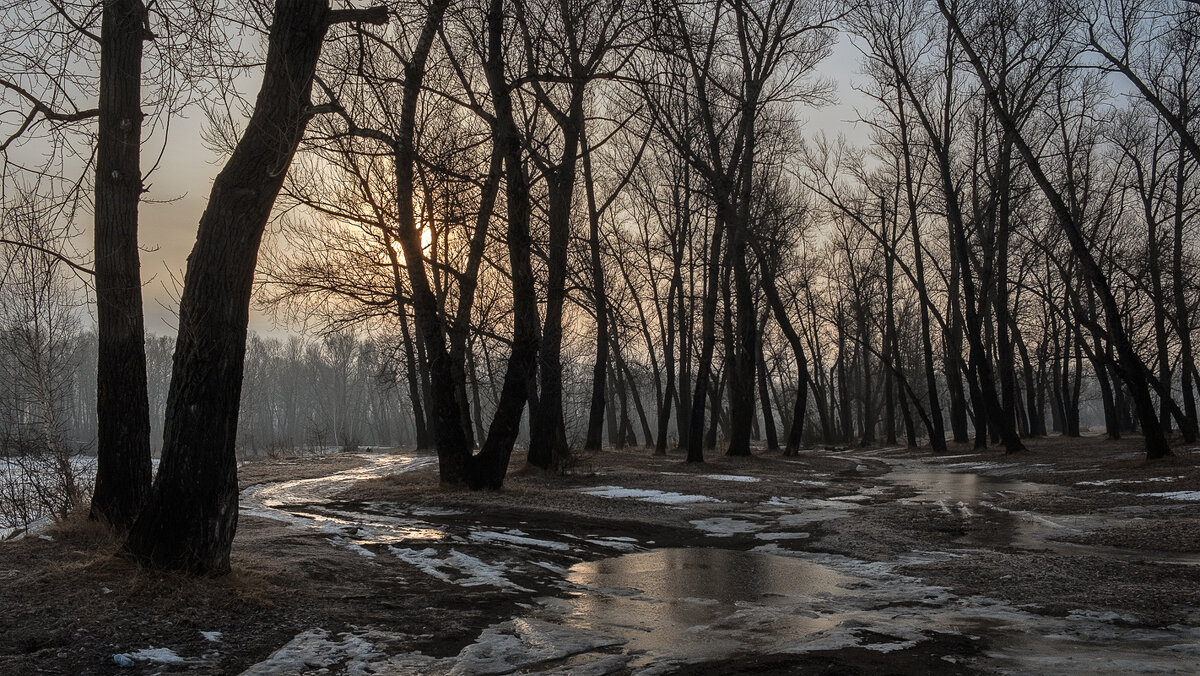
[791,480,829,487]
[942,461,1019,471]
[328,536,377,558]
[580,485,722,504]
[448,618,625,675]
[388,546,453,582]
[531,561,568,575]
[469,529,571,551]
[387,546,532,591]
[700,474,760,483]
[1077,476,1183,487]
[113,647,185,665]
[200,631,222,642]
[1143,491,1200,501]
[240,627,430,675]
[690,517,765,536]
[584,538,641,552]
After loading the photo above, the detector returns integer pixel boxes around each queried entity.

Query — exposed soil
[1,435,1198,674]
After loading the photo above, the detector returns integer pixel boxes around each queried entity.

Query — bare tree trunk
[468,0,542,488]
[1174,144,1199,440]
[126,0,387,573]
[686,214,725,462]
[756,316,778,451]
[583,154,609,451]
[91,0,152,530]
[896,96,948,452]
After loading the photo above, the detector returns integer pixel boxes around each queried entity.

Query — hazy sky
[132,36,869,338]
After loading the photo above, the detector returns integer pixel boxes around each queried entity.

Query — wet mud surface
[2,436,1199,674]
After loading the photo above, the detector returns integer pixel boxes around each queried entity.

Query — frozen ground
[2,438,1199,674]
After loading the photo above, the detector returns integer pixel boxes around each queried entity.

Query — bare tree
[125,0,389,574]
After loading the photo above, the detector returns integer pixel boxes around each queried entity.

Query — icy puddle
[559,548,846,662]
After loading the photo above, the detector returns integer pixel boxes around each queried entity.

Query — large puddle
[561,548,849,663]
[889,469,1062,505]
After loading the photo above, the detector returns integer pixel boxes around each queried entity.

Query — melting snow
[387,546,531,591]
[200,631,223,642]
[469,529,571,551]
[113,647,185,665]
[579,486,721,504]
[700,474,761,483]
[690,517,765,536]
[1142,491,1200,501]
[448,618,625,675]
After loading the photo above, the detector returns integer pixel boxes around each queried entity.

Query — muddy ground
[1,436,1198,674]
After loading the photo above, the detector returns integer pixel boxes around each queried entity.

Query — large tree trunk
[465,0,542,489]
[528,90,583,469]
[448,146,503,451]
[126,0,387,573]
[90,0,153,531]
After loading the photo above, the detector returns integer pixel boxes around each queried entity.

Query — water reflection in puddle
[886,469,1200,565]
[889,471,1061,504]
[562,548,848,661]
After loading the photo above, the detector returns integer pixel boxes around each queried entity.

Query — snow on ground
[689,517,765,536]
[1142,491,1200,501]
[386,546,532,591]
[468,529,572,551]
[112,647,186,666]
[700,474,760,483]
[1077,476,1184,487]
[577,485,722,504]
[239,620,625,676]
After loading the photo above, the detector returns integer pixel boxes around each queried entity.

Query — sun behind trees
[0,0,1196,574]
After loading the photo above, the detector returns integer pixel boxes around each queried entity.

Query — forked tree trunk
[91,0,153,530]
[126,0,388,573]
[465,0,541,489]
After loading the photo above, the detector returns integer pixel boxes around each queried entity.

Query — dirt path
[1,437,1198,674]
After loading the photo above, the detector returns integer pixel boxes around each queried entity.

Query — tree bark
[126,0,387,573]
[90,0,153,531]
